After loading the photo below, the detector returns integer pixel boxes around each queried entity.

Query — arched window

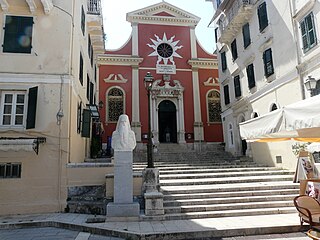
[228,123,234,147]
[270,103,278,112]
[207,90,221,123]
[107,87,124,122]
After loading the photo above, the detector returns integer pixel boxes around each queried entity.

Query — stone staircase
[134,143,299,220]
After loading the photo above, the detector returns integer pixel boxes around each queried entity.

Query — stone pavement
[0,213,311,240]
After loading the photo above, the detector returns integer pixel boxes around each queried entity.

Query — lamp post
[304,76,317,97]
[144,72,154,168]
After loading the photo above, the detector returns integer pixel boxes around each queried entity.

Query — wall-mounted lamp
[304,76,317,91]
[98,100,104,109]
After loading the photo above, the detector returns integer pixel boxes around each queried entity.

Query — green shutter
[3,16,33,53]
[258,2,268,31]
[82,109,91,138]
[26,86,38,129]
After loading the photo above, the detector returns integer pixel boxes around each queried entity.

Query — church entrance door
[158,100,177,143]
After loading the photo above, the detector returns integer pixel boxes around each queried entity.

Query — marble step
[163,194,297,207]
[159,170,294,179]
[158,167,285,174]
[164,200,294,214]
[160,175,294,186]
[160,181,299,194]
[162,207,297,220]
[162,189,299,200]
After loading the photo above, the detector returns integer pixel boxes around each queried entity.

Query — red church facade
[98,2,222,148]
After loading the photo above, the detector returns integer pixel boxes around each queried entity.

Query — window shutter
[81,109,91,138]
[258,2,268,31]
[26,86,38,129]
[3,16,33,53]
[234,75,241,98]
[224,85,230,105]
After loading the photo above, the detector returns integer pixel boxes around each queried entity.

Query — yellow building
[0,0,104,215]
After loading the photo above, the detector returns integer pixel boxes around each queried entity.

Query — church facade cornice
[127,15,199,27]
[188,58,218,69]
[97,55,143,67]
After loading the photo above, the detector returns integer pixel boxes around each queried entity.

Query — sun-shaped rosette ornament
[147,33,183,65]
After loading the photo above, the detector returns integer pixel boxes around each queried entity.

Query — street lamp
[144,72,154,168]
[304,76,317,96]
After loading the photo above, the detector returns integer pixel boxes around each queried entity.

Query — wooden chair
[294,195,320,227]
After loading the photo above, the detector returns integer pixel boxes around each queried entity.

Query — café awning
[239,95,320,142]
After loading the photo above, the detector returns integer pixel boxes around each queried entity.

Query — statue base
[106,202,140,217]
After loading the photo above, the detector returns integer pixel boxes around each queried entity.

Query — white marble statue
[111,114,136,151]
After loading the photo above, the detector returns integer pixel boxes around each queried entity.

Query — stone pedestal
[107,150,140,217]
[144,191,164,216]
[142,168,160,193]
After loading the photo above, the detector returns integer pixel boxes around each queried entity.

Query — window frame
[206,90,221,123]
[81,6,86,36]
[223,85,230,105]
[242,23,251,49]
[234,75,242,98]
[3,15,34,54]
[258,2,268,32]
[231,39,238,61]
[263,48,274,77]
[0,91,27,127]
[300,12,317,53]
[0,163,21,178]
[79,53,84,85]
[221,51,227,72]
[246,63,256,89]
[106,87,125,123]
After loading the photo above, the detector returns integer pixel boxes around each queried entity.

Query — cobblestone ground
[0,227,125,240]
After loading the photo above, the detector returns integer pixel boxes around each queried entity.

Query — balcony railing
[88,0,101,15]
[218,0,254,43]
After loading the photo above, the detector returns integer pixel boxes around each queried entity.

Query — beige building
[210,0,320,170]
[0,0,104,215]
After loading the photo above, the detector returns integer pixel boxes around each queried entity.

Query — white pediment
[126,1,200,27]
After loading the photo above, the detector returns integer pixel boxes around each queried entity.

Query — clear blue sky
[102,0,215,53]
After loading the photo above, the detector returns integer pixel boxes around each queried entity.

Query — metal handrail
[87,0,101,15]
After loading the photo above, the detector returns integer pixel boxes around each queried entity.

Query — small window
[214,28,219,43]
[263,48,274,77]
[77,102,82,134]
[242,23,251,48]
[217,0,222,8]
[0,88,37,128]
[86,75,90,100]
[258,2,268,32]
[90,82,94,105]
[270,103,278,111]
[223,85,230,105]
[300,12,317,53]
[246,63,256,89]
[79,53,83,85]
[221,51,227,71]
[0,163,21,178]
[234,75,241,98]
[107,88,124,122]
[81,6,86,36]
[207,90,221,123]
[3,16,33,54]
[231,39,238,61]
[252,112,259,118]
[0,92,26,126]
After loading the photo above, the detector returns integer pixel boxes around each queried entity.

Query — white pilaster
[192,69,203,141]
[190,27,197,58]
[131,67,141,141]
[177,95,186,143]
[132,23,139,56]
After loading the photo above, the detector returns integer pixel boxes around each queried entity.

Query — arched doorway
[158,100,177,143]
